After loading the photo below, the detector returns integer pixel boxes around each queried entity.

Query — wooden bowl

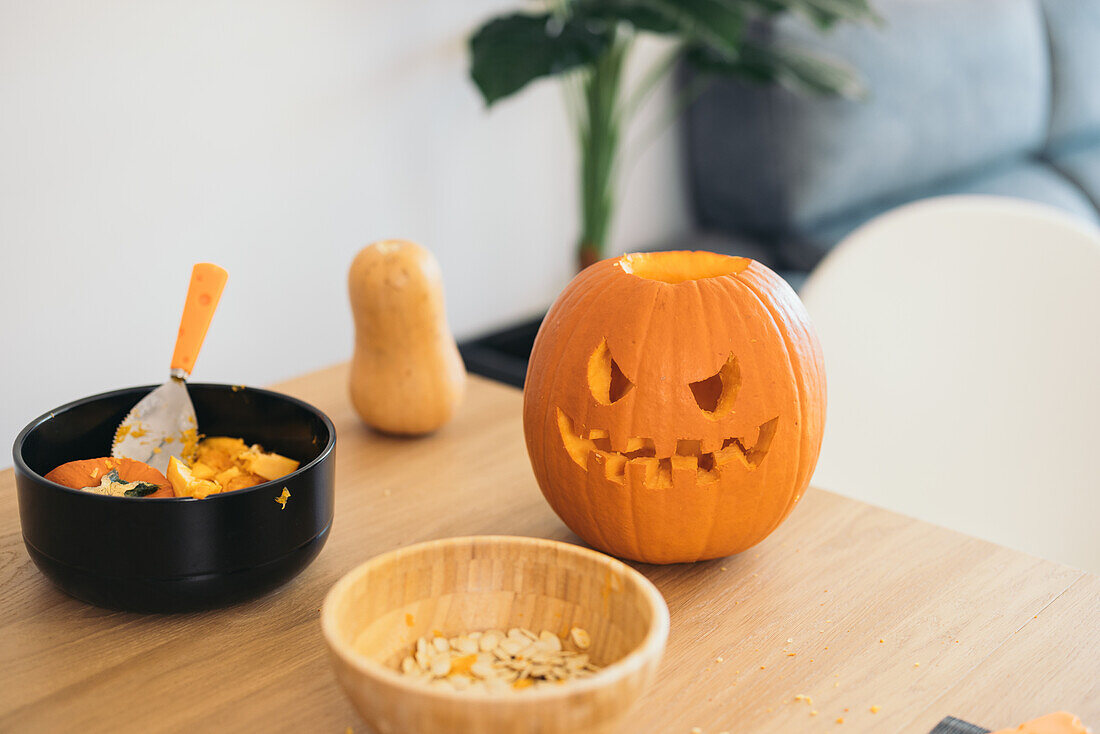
[321,536,669,734]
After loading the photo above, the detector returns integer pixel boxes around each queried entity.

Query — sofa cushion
[686,0,1050,246]
[1047,145,1100,211]
[1041,0,1100,147]
[779,159,1100,270]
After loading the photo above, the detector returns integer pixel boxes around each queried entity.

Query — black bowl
[12,383,336,613]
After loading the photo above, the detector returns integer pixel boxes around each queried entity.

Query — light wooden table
[2,365,1097,734]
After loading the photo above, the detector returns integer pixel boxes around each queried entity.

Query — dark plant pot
[12,383,336,613]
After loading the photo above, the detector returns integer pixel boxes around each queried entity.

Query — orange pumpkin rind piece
[989,712,1091,734]
[44,458,175,498]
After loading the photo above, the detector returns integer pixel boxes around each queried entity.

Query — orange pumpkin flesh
[45,458,175,498]
[523,251,826,564]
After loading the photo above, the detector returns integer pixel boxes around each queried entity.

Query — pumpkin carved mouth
[556,409,778,488]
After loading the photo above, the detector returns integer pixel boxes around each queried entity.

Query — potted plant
[469,0,878,269]
[460,0,877,386]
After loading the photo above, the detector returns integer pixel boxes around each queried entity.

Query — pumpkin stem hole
[618,251,750,283]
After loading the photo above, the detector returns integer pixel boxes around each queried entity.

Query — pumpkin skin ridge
[694,275,737,561]
[618,281,660,562]
[746,267,822,539]
[564,265,635,556]
[712,272,799,552]
[689,272,786,559]
[585,271,667,558]
[578,271,663,558]
[688,277,725,561]
[524,252,824,564]
[726,274,805,545]
[526,263,629,555]
[734,264,826,537]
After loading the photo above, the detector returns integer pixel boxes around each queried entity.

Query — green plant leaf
[469,13,613,105]
[687,40,866,98]
[741,0,880,28]
[578,0,745,58]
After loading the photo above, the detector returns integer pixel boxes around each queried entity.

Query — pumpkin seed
[397,626,599,693]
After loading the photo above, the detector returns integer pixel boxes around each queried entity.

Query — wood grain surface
[1,364,1096,734]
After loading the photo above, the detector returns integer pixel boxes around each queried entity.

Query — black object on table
[931,717,991,734]
[12,383,336,613]
[458,314,543,388]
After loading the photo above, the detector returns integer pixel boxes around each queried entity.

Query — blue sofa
[685,0,1100,276]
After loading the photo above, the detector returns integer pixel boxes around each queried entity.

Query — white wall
[0,1,691,460]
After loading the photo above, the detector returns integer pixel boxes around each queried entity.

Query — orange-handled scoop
[170,262,228,376]
[112,263,228,474]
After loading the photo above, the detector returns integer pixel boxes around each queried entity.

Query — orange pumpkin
[523,251,826,563]
[45,457,175,498]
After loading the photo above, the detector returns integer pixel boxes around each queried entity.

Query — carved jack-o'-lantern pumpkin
[523,251,826,564]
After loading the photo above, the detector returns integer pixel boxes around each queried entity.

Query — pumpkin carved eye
[689,353,741,418]
[588,339,635,405]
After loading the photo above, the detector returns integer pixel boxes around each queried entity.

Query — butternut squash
[348,240,466,435]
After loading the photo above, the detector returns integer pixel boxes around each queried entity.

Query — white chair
[801,195,1100,572]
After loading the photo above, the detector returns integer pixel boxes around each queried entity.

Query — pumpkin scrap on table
[523,251,826,564]
[167,436,299,499]
[990,711,1092,734]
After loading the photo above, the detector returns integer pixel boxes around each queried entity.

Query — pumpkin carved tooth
[651,435,679,461]
[602,451,629,481]
[699,435,726,454]
[626,457,658,487]
[713,417,780,470]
